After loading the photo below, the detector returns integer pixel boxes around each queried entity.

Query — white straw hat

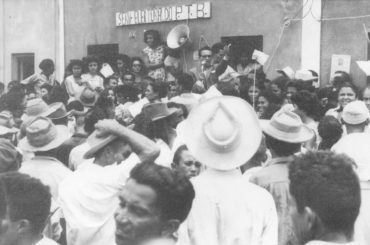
[261,110,313,143]
[184,96,261,170]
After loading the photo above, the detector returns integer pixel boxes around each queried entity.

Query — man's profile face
[115,179,164,245]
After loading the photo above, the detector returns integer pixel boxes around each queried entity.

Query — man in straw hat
[250,110,314,245]
[59,119,159,245]
[18,116,71,241]
[178,96,278,245]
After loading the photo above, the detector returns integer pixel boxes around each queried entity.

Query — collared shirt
[69,141,91,171]
[250,156,297,245]
[178,168,278,245]
[59,153,140,245]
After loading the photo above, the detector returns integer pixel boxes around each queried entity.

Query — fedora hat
[46,102,71,120]
[184,96,262,170]
[0,125,18,136]
[261,110,313,143]
[18,116,69,152]
[83,131,118,159]
[342,101,370,125]
[142,103,178,122]
[276,66,295,80]
[79,87,98,107]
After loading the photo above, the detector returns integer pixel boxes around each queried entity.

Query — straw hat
[83,131,118,159]
[261,110,313,143]
[18,116,69,152]
[142,103,178,122]
[79,87,98,107]
[184,96,262,170]
[342,101,370,125]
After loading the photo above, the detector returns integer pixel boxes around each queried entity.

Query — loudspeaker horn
[167,24,190,49]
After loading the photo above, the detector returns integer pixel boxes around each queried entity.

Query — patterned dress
[143,45,166,81]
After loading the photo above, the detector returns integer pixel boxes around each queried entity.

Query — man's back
[250,157,297,245]
[178,168,277,245]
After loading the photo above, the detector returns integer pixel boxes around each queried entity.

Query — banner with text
[116,2,211,26]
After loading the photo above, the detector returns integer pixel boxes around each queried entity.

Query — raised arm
[95,119,160,163]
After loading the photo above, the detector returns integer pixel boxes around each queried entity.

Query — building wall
[1,0,62,85]
[64,0,303,79]
[321,0,370,88]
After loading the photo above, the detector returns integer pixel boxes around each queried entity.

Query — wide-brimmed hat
[342,101,370,125]
[83,131,118,159]
[21,98,50,121]
[18,116,69,152]
[184,96,262,170]
[79,87,98,107]
[142,103,178,122]
[46,102,71,120]
[261,110,313,143]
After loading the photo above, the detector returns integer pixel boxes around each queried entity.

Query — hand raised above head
[95,119,122,137]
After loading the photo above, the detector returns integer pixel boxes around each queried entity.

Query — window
[12,53,35,81]
[221,35,263,67]
[87,44,119,69]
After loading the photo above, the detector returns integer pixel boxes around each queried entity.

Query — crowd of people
[0,28,368,245]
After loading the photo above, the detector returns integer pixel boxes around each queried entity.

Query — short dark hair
[177,73,195,92]
[144,30,161,45]
[68,59,84,70]
[291,90,321,118]
[318,116,343,150]
[173,145,188,165]
[211,42,225,54]
[265,134,301,156]
[146,78,168,99]
[84,55,100,66]
[338,82,359,99]
[66,100,84,112]
[39,59,54,71]
[198,46,212,57]
[0,172,51,234]
[116,54,131,65]
[289,151,360,237]
[130,163,195,222]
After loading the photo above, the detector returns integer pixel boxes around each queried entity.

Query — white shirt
[178,168,278,245]
[36,236,60,245]
[331,132,370,181]
[69,142,91,171]
[19,156,71,199]
[59,153,140,245]
[154,138,173,168]
[81,73,104,89]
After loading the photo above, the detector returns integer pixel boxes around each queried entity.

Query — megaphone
[167,24,190,49]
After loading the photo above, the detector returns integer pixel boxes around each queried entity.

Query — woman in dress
[142,30,166,82]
